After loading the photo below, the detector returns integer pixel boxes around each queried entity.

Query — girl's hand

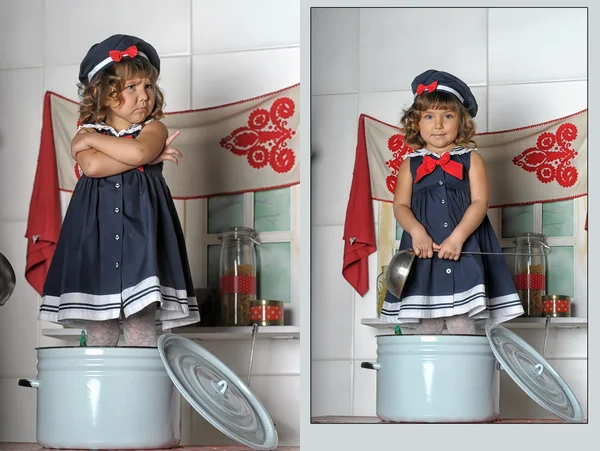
[150,130,183,165]
[434,234,464,260]
[71,128,94,160]
[411,229,436,259]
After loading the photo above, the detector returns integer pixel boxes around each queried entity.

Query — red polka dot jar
[542,294,571,317]
[513,233,550,317]
[250,300,284,326]
[218,227,260,326]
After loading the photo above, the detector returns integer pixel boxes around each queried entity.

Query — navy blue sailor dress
[39,122,200,329]
[380,147,523,325]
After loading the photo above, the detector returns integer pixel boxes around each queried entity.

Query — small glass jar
[542,295,571,317]
[218,227,260,326]
[250,299,284,326]
[376,265,389,317]
[513,233,548,317]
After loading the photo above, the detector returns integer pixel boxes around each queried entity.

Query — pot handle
[360,362,381,370]
[18,379,40,388]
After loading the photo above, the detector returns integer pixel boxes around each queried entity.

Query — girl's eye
[146,84,154,90]
[445,114,454,119]
[126,84,136,90]
[424,115,432,119]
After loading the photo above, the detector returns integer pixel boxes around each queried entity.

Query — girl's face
[105,77,156,130]
[418,108,459,154]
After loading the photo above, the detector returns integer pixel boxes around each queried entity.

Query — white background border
[300,0,595,449]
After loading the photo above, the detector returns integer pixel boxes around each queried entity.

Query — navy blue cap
[79,34,160,85]
[411,69,478,118]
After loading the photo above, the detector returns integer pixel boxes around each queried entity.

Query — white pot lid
[485,323,584,422]
[158,333,278,450]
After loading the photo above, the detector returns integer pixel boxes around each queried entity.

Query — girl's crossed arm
[72,120,168,167]
[76,128,182,178]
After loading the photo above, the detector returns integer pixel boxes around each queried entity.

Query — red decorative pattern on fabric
[512,123,579,187]
[385,133,413,194]
[219,97,296,173]
[414,153,463,183]
[219,275,257,294]
[514,273,546,290]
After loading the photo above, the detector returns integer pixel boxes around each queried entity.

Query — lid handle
[216,379,228,395]
[534,363,544,376]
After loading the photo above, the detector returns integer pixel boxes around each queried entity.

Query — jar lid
[542,294,571,302]
[512,232,548,244]
[218,227,259,242]
[251,299,284,307]
[158,334,278,449]
[485,323,584,422]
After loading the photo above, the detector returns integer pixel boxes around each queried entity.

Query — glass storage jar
[218,227,260,326]
[513,232,549,317]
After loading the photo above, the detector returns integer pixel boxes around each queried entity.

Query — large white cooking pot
[19,346,180,449]
[362,334,499,422]
[362,325,585,423]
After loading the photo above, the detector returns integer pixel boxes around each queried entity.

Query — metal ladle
[385,245,551,298]
[0,251,16,306]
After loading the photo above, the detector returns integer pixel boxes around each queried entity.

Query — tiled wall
[311,7,588,419]
[0,0,299,445]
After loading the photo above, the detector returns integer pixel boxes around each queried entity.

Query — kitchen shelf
[361,317,587,330]
[42,325,300,341]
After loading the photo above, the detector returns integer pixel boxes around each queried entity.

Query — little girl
[381,69,523,334]
[39,34,199,346]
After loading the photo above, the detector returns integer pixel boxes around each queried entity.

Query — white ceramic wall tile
[311,94,358,226]
[508,328,587,359]
[43,64,80,100]
[159,57,192,112]
[358,8,487,93]
[352,358,377,416]
[0,68,43,222]
[183,199,203,287]
[190,339,300,376]
[0,378,37,442]
[190,375,299,446]
[0,221,39,378]
[488,8,587,85]
[191,48,299,109]
[0,0,44,69]
[311,8,359,95]
[311,226,355,361]
[311,360,353,417]
[357,90,412,126]
[499,358,587,419]
[191,0,300,53]
[44,0,191,66]
[487,81,587,132]
[353,251,379,360]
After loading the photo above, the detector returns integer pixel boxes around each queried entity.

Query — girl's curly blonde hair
[77,57,165,125]
[400,91,477,149]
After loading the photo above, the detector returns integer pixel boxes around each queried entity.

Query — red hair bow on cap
[416,81,438,95]
[109,45,138,62]
[414,152,463,183]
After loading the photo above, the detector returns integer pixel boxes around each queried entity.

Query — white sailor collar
[403,145,475,160]
[77,118,154,137]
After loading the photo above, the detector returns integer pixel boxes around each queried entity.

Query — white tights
[413,313,476,335]
[84,304,158,347]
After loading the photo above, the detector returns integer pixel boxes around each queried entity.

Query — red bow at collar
[109,45,138,62]
[414,152,463,183]
[416,81,438,95]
